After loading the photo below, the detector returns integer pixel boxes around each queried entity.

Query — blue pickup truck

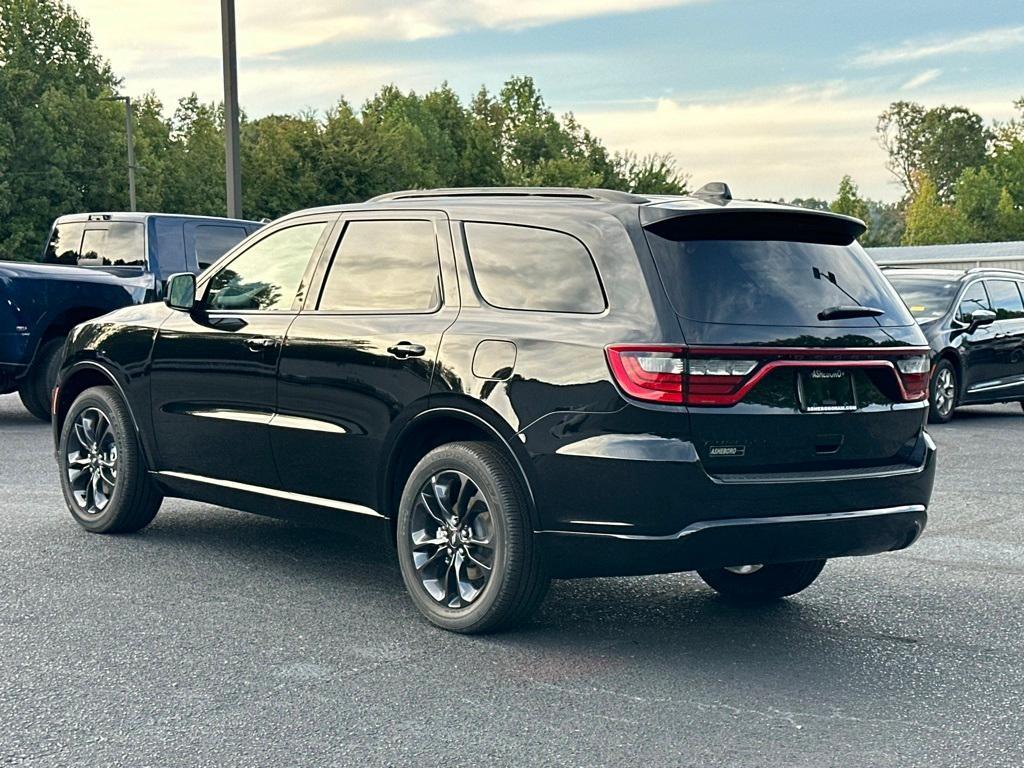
[0,212,262,420]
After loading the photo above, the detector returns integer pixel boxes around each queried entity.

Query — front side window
[318,220,441,313]
[40,222,85,265]
[78,223,146,267]
[206,221,328,311]
[984,280,1024,320]
[957,282,991,323]
[463,223,605,313]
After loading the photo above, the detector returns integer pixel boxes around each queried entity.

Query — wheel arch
[381,405,539,544]
[54,362,149,465]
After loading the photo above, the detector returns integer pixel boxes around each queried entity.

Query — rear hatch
[639,208,930,476]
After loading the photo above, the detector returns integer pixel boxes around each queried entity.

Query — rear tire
[18,337,64,421]
[58,385,162,533]
[928,359,957,424]
[697,560,826,602]
[396,441,549,634]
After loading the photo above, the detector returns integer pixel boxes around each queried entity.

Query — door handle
[246,337,275,352]
[387,341,427,359]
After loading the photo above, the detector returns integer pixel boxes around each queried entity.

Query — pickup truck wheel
[396,441,549,634]
[58,385,162,533]
[697,559,826,602]
[18,337,64,421]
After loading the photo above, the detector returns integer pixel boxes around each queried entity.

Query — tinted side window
[957,282,991,322]
[195,225,248,269]
[985,280,1024,320]
[78,223,145,267]
[41,222,84,265]
[206,222,328,311]
[463,223,605,313]
[318,220,441,313]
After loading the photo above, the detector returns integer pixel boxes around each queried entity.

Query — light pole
[221,0,242,219]
[104,95,137,211]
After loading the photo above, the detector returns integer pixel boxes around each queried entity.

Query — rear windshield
[646,223,914,328]
[886,277,959,321]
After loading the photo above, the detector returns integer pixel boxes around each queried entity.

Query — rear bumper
[539,504,927,578]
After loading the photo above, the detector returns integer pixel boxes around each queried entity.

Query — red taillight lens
[606,346,760,405]
[896,355,932,401]
[606,346,686,403]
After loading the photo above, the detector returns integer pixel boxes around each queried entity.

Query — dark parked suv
[885,267,1024,422]
[52,186,936,632]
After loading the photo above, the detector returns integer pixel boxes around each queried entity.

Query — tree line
[807,99,1024,246]
[0,0,687,260]
[4,0,1024,259]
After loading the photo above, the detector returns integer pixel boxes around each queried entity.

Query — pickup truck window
[195,225,248,269]
[41,222,85,265]
[78,223,145,267]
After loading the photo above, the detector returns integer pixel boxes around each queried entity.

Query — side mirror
[164,272,197,311]
[968,308,996,333]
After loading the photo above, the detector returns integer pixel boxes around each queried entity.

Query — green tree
[902,173,969,245]
[830,175,870,227]
[877,101,991,201]
[0,0,123,258]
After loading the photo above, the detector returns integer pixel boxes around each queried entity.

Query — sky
[67,0,1024,202]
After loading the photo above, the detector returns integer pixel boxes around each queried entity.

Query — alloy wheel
[933,366,955,418]
[409,470,496,609]
[66,407,118,515]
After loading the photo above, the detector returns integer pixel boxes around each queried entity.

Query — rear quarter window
[195,225,249,269]
[463,223,605,313]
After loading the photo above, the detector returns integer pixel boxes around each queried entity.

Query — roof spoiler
[640,207,866,246]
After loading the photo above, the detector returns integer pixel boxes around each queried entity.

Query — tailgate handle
[814,434,844,455]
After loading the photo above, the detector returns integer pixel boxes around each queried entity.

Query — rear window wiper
[817,305,885,321]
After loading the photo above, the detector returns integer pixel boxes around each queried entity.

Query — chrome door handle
[246,337,275,352]
[387,342,426,359]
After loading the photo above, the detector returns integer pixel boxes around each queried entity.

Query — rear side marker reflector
[605,345,932,407]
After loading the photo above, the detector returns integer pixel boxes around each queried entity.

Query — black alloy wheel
[396,442,549,633]
[58,386,163,533]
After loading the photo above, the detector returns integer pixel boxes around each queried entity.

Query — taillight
[607,345,933,407]
[605,346,686,403]
[605,346,760,405]
[896,354,931,401]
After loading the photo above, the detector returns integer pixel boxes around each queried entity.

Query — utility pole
[221,0,242,218]
[104,96,137,211]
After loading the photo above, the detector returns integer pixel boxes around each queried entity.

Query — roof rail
[965,266,1024,276]
[368,187,650,204]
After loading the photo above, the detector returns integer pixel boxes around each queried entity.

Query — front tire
[929,359,957,424]
[58,385,162,533]
[697,560,826,602]
[396,441,549,634]
[18,337,64,421]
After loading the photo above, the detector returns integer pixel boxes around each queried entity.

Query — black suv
[885,267,1024,422]
[52,186,936,633]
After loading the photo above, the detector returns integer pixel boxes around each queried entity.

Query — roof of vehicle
[299,185,865,238]
[54,212,263,226]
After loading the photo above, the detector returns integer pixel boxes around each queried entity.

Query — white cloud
[575,85,1019,202]
[69,0,704,67]
[901,69,941,91]
[853,25,1024,68]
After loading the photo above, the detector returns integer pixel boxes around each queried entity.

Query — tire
[697,560,826,602]
[396,441,549,634]
[58,385,162,534]
[928,358,958,424]
[17,337,64,421]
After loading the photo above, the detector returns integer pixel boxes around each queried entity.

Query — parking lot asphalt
[0,393,1022,767]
